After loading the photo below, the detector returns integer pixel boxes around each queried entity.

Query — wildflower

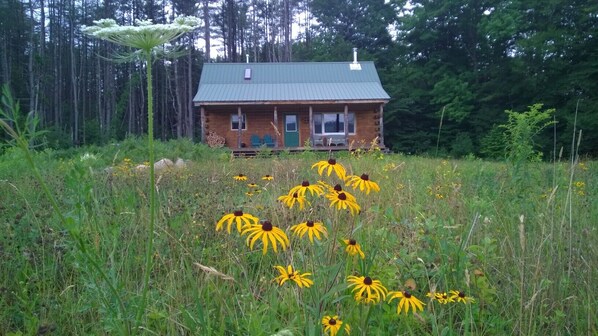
[328,192,361,215]
[233,174,248,181]
[388,290,425,314]
[289,180,324,197]
[574,181,585,188]
[426,292,453,304]
[242,221,290,254]
[343,239,365,259]
[449,290,475,304]
[322,315,350,336]
[216,210,259,233]
[245,191,254,197]
[312,158,347,180]
[247,183,259,188]
[82,17,201,51]
[347,275,387,304]
[278,192,308,210]
[274,265,313,288]
[262,174,274,181]
[325,184,357,203]
[346,174,380,195]
[290,220,328,243]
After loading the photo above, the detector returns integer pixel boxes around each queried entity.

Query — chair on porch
[250,134,262,147]
[263,134,275,147]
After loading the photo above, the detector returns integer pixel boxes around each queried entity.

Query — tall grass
[0,140,596,335]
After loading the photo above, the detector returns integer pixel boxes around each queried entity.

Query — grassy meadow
[0,138,596,335]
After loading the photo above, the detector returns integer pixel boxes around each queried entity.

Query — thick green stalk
[135,50,156,331]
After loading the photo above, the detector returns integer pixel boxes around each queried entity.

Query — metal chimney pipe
[353,48,358,63]
[246,54,249,63]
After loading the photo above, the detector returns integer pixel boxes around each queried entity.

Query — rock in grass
[175,158,187,168]
[154,158,174,171]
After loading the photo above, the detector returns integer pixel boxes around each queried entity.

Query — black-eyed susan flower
[322,315,350,336]
[427,292,453,304]
[325,184,357,203]
[347,275,387,304]
[312,158,347,180]
[278,192,308,210]
[289,180,324,197]
[245,191,254,197]
[346,174,380,195]
[449,290,475,304]
[261,174,274,180]
[343,239,365,259]
[328,192,360,215]
[290,220,328,243]
[388,290,425,314]
[233,173,248,181]
[247,183,258,188]
[274,265,313,288]
[216,210,259,233]
[242,221,290,254]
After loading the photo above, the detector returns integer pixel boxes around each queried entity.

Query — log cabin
[193,53,390,152]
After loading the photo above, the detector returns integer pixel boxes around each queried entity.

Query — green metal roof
[193,62,390,105]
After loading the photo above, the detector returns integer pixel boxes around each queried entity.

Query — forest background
[1,0,597,158]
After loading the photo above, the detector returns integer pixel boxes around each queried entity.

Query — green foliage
[0,146,596,334]
[450,132,475,158]
[500,103,556,164]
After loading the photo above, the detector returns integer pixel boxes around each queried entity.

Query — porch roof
[193,62,390,105]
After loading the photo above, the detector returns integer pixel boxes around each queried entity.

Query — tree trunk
[203,0,211,61]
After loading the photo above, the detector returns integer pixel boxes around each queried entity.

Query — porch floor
[232,145,387,156]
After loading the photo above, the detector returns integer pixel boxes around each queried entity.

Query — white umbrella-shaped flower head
[82,16,200,52]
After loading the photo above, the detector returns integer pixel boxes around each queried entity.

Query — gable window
[231,114,247,130]
[313,113,355,135]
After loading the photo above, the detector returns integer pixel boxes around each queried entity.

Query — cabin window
[313,113,355,134]
[231,114,247,130]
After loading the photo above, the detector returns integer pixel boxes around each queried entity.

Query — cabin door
[284,114,299,147]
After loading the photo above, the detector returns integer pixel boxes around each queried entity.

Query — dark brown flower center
[262,221,273,231]
[334,184,343,192]
[404,291,412,298]
[458,291,465,298]
[301,180,310,187]
[349,239,357,245]
[338,192,347,200]
[364,277,373,285]
[328,158,337,165]
[292,192,299,198]
[442,294,448,299]
[328,318,337,325]
[233,210,244,216]
[360,174,369,181]
[306,221,314,227]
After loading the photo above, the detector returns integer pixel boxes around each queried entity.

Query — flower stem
[135,50,156,331]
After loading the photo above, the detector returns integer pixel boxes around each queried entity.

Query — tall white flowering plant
[83,16,200,332]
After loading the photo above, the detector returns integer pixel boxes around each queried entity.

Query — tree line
[1,0,597,157]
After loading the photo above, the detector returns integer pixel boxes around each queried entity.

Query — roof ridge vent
[350,48,361,70]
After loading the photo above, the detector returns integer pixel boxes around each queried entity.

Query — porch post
[200,106,206,143]
[237,106,242,148]
[309,105,313,146]
[344,104,349,144]
[273,106,278,147]
[379,104,385,148]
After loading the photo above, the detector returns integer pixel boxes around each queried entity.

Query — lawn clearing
[0,141,596,335]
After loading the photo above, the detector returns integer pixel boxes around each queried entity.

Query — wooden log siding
[200,104,383,149]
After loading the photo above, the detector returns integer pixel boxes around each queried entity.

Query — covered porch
[199,102,385,150]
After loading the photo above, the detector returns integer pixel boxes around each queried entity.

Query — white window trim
[231,113,247,131]
[313,112,356,135]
